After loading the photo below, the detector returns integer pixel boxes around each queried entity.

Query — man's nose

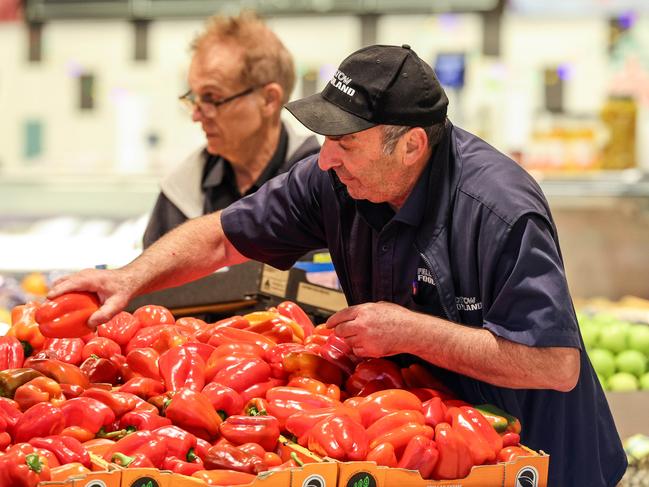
[191,105,204,123]
[318,138,341,171]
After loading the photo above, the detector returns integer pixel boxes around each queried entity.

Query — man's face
[318,126,407,206]
[187,41,264,159]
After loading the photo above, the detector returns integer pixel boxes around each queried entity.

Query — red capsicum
[42,338,84,365]
[81,337,121,360]
[103,430,167,468]
[369,421,434,452]
[164,388,222,440]
[26,358,90,389]
[153,425,197,461]
[193,316,250,343]
[447,406,502,463]
[80,388,138,418]
[285,406,362,446]
[181,342,216,363]
[357,389,423,428]
[28,435,91,468]
[14,376,65,411]
[82,438,116,457]
[264,342,307,379]
[307,413,369,461]
[204,442,268,474]
[80,355,121,384]
[8,302,45,355]
[475,403,522,435]
[345,358,405,396]
[245,397,270,416]
[365,409,425,445]
[202,382,244,418]
[219,415,281,451]
[159,345,206,392]
[0,415,10,450]
[151,326,188,354]
[422,396,448,428]
[0,336,25,369]
[213,357,271,394]
[125,347,160,380]
[398,434,439,480]
[60,426,95,443]
[432,422,474,480]
[13,402,65,443]
[208,327,276,352]
[96,312,142,348]
[0,368,44,399]
[287,376,341,400]
[239,378,285,404]
[124,325,179,355]
[174,317,208,335]
[502,432,521,447]
[163,456,204,475]
[0,397,23,431]
[266,386,341,428]
[282,351,344,386]
[497,445,533,463]
[0,443,51,486]
[277,301,315,337]
[118,409,171,432]
[36,292,99,338]
[61,396,116,435]
[119,377,165,399]
[133,305,175,327]
[401,363,454,394]
[366,442,398,467]
[318,334,359,375]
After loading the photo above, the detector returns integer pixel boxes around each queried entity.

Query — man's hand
[326,301,415,358]
[48,268,137,329]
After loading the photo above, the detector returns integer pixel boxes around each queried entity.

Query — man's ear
[401,127,429,167]
[260,82,283,117]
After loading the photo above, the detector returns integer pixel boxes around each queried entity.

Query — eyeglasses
[179,86,259,117]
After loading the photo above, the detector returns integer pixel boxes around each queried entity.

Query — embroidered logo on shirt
[456,295,483,311]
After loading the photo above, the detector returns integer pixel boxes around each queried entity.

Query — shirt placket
[375,229,395,302]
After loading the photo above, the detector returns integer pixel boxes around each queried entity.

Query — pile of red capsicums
[0,292,532,486]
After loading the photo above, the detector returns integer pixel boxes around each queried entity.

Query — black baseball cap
[285,44,448,136]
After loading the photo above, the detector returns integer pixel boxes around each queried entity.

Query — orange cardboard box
[38,470,122,487]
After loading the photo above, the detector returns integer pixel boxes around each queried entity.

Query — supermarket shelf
[537,169,649,199]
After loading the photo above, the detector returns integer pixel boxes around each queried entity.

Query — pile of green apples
[579,312,649,392]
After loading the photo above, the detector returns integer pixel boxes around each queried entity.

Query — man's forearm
[125,211,247,296]
[404,312,580,392]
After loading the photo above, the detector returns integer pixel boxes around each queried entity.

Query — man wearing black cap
[50,45,626,486]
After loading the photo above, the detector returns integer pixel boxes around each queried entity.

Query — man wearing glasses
[143,12,320,247]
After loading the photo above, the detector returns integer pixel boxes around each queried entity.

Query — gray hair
[381,121,446,154]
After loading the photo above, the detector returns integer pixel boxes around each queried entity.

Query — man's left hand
[326,301,415,357]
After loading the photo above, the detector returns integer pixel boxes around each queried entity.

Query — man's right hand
[47,268,137,329]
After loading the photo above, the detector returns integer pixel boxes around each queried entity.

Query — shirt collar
[201,123,289,194]
[393,157,433,227]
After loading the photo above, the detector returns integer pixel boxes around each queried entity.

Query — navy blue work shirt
[221,122,626,486]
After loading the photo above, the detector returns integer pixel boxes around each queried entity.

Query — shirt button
[381,245,389,252]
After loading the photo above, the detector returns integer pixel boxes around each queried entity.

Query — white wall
[1,12,648,185]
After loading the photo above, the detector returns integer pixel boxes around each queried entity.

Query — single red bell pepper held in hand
[0,336,25,369]
[81,337,121,360]
[13,402,65,443]
[318,334,359,375]
[36,292,99,338]
[96,312,142,348]
[28,435,91,468]
[219,414,280,451]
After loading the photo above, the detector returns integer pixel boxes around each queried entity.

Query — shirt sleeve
[482,213,582,349]
[221,155,329,270]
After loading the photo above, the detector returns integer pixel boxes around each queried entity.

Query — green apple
[639,372,649,390]
[580,322,600,349]
[589,348,616,379]
[607,372,639,392]
[628,325,649,356]
[598,324,629,354]
[615,350,647,377]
